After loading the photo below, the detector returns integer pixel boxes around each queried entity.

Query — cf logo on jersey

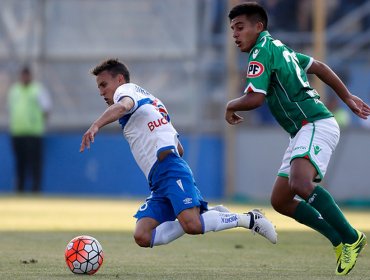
[247,61,264,78]
[148,117,169,132]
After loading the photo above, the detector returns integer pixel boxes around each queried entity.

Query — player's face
[230,15,262,53]
[96,70,124,106]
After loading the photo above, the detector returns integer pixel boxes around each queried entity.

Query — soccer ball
[65,235,104,275]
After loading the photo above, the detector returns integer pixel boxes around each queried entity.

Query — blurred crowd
[0,0,370,132]
[253,0,370,32]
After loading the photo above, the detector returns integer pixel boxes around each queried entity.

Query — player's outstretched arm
[308,60,370,119]
[225,92,265,125]
[80,97,134,152]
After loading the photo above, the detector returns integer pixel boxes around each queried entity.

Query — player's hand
[345,95,370,119]
[225,110,244,125]
[80,124,99,152]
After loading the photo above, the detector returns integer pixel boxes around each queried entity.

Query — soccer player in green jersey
[226,2,370,276]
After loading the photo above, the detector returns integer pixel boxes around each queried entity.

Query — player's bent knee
[270,196,295,216]
[181,220,203,235]
[177,207,203,234]
[270,198,280,212]
[270,198,285,214]
[289,179,314,199]
[133,232,151,247]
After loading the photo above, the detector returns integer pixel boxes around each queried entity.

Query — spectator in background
[297,0,340,31]
[325,69,352,129]
[7,66,52,193]
[336,0,370,31]
[326,95,351,129]
[260,0,299,32]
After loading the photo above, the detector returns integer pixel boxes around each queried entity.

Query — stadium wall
[0,132,224,199]
[1,129,370,205]
[234,128,370,206]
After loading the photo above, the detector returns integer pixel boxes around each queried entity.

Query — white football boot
[247,209,277,244]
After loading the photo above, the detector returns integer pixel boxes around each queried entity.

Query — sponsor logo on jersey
[293,146,306,151]
[147,117,169,131]
[252,48,260,59]
[247,61,264,78]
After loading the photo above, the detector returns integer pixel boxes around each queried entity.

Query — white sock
[150,210,251,247]
[201,210,251,232]
[207,204,231,213]
[150,220,185,247]
[151,211,251,247]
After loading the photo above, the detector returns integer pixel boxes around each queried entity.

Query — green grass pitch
[0,196,369,279]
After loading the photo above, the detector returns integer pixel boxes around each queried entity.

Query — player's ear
[116,73,124,84]
[256,22,264,32]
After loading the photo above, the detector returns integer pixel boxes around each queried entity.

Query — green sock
[306,185,357,244]
[294,200,342,246]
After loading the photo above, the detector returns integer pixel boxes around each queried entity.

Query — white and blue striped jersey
[113,83,179,179]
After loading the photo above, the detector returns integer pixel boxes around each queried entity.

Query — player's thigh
[164,176,205,234]
[153,155,208,216]
[163,174,207,216]
[290,157,317,198]
[134,194,177,224]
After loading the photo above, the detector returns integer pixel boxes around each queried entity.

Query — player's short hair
[228,2,268,30]
[91,58,130,82]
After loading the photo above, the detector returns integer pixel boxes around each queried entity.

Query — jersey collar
[257,30,271,44]
[249,30,271,54]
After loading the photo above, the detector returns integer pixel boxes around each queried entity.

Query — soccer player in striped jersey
[226,2,370,275]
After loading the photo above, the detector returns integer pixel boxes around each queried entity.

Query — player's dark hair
[228,2,268,30]
[91,58,130,82]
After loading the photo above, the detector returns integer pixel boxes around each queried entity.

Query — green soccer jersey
[244,31,333,136]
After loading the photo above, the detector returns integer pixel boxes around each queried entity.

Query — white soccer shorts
[278,117,340,182]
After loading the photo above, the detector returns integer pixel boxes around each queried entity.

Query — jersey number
[273,40,309,89]
[282,50,309,88]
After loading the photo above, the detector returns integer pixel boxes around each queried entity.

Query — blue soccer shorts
[134,153,208,224]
